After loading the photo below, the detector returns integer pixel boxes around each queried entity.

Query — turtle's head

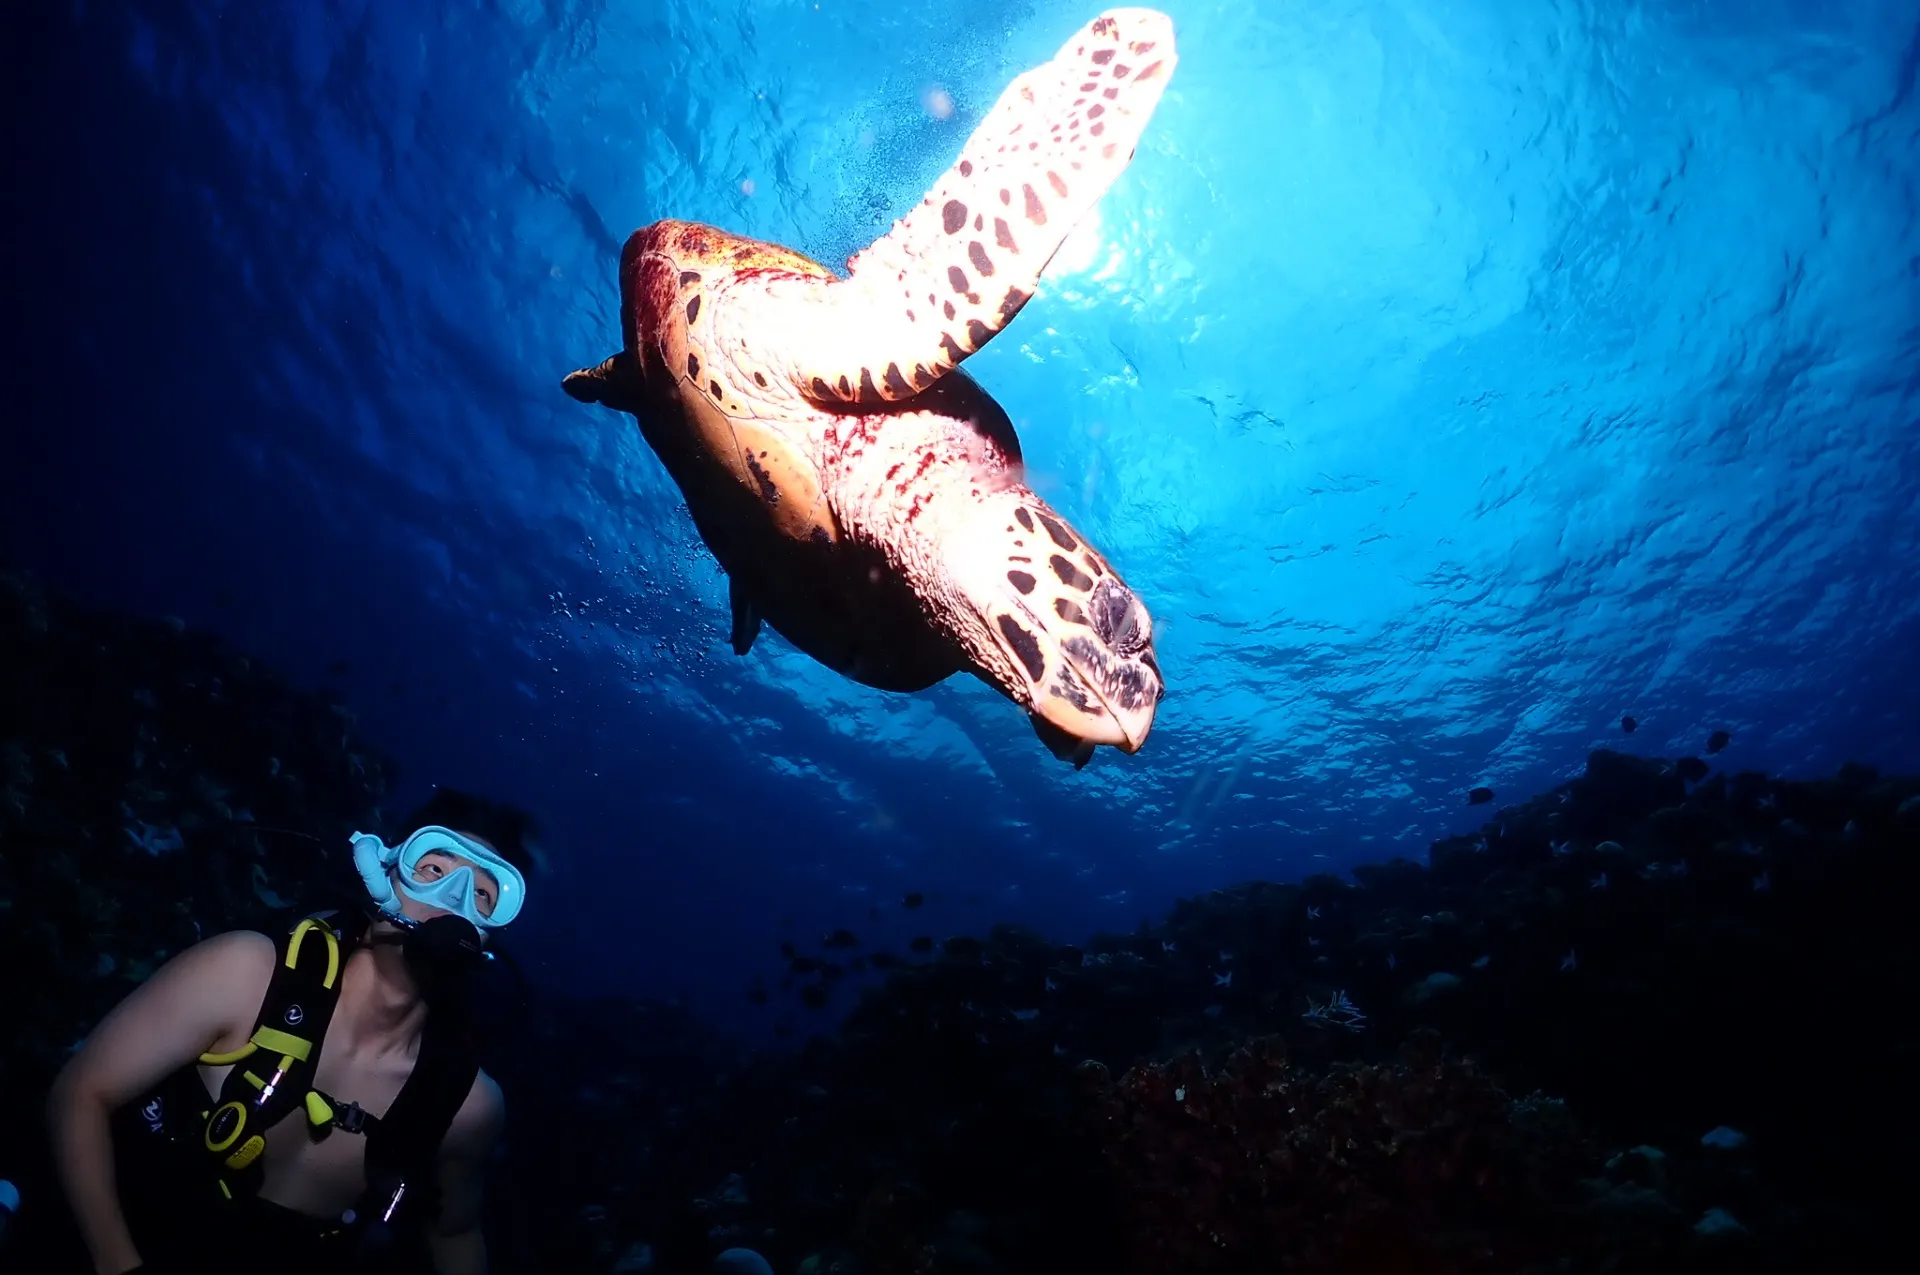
[949,492,1164,767]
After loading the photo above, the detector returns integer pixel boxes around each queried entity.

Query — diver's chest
[221,1046,416,1206]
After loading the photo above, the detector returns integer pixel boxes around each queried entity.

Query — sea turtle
[562,8,1176,767]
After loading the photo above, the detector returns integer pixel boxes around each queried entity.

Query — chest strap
[194,915,349,1199]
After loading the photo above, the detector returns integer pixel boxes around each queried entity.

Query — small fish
[1218,949,1234,963]
[1470,953,1491,969]
[1752,871,1770,892]
[1621,714,1638,734]
[903,891,925,909]
[1213,971,1233,988]
[821,928,859,949]
[1843,819,1861,841]
[1550,839,1573,857]
[1706,729,1731,754]
[1161,940,1178,953]
[909,936,934,954]
[1468,786,1495,805]
[1560,949,1578,972]
[1589,872,1608,890]
[1308,937,1322,949]
[1306,905,1320,920]
[1386,950,1397,971]
[1044,976,1058,993]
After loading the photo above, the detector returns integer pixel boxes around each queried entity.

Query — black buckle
[334,1101,369,1134]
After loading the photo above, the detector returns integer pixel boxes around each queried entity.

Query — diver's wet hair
[397,787,540,877]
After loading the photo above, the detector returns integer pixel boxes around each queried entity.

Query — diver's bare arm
[429,1070,506,1275]
[47,931,274,1275]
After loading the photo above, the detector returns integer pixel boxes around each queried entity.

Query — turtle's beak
[1025,588,1163,759]
[965,512,1165,765]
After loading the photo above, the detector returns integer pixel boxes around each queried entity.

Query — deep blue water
[5,0,1916,1039]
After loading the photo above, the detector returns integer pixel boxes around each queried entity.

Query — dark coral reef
[3,569,1915,1274]
[0,571,391,1113]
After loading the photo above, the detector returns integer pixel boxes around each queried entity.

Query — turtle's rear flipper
[561,352,642,413]
[728,577,763,656]
[767,8,1177,408]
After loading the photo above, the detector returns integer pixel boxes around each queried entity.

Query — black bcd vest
[118,912,480,1241]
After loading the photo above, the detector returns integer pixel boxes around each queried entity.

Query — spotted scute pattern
[767,8,1178,407]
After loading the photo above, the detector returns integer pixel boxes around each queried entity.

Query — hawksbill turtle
[562,8,1176,767]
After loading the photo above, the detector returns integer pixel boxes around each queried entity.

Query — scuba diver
[47,789,533,1274]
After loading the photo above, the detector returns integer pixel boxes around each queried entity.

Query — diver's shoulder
[178,928,279,982]
[197,928,278,960]
[449,1068,506,1146]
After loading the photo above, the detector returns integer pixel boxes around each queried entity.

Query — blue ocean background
[5,0,1916,1043]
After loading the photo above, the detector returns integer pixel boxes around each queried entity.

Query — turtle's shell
[623,220,840,547]
[620,220,963,692]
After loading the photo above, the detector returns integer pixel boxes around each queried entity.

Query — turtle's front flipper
[768,8,1177,408]
[561,352,643,414]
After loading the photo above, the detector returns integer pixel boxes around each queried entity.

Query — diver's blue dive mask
[349,826,526,930]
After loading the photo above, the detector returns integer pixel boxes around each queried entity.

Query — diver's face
[391,831,501,932]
